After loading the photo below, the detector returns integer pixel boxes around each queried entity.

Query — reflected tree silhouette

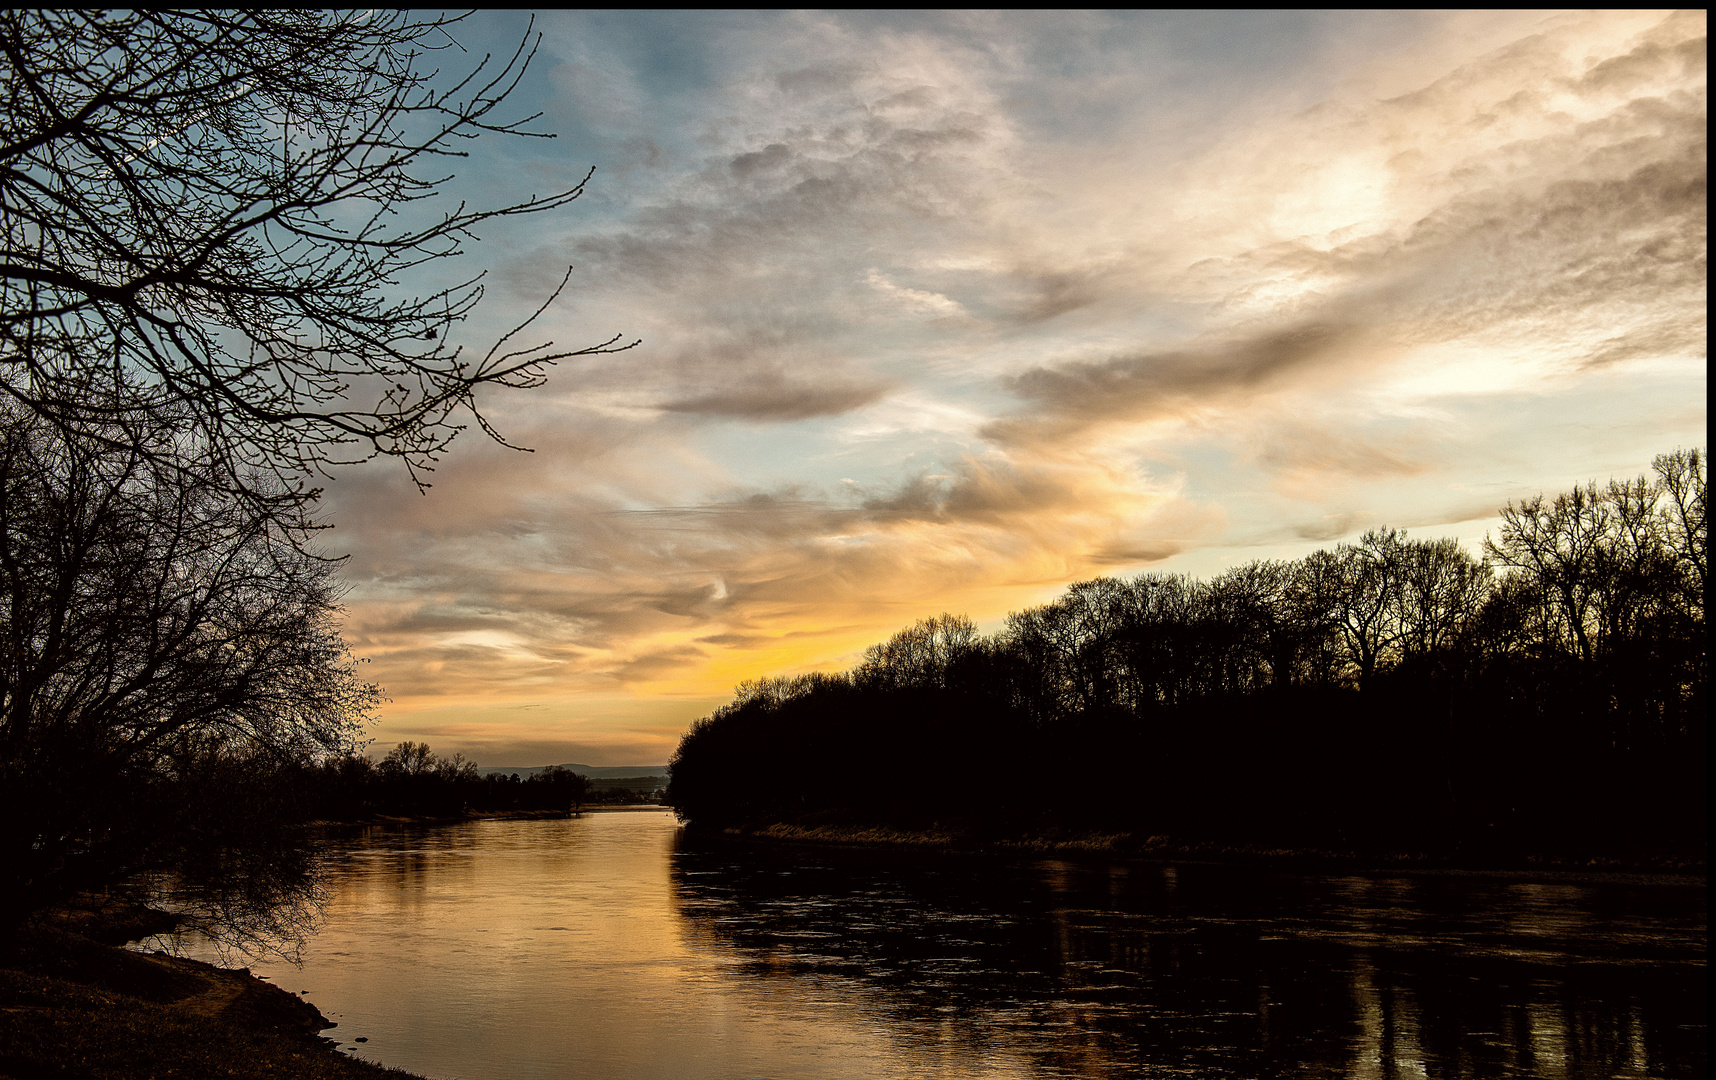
[669,833,1707,1079]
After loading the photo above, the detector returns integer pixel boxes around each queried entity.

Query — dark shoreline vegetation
[288,742,664,823]
[667,451,1707,871]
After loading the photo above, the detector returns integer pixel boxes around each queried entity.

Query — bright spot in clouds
[323,10,1706,766]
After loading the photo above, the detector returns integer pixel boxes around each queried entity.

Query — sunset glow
[321,10,1707,764]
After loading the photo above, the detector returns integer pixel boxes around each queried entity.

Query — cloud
[329,435,1195,710]
[985,17,1704,448]
[865,269,967,318]
[323,11,1705,764]
[659,372,890,421]
[1292,514,1369,542]
[488,14,1027,428]
[992,319,1373,442]
[603,644,709,685]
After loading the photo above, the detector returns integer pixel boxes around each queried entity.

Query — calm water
[140,812,1705,1080]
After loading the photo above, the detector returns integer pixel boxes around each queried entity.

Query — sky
[320,9,1707,767]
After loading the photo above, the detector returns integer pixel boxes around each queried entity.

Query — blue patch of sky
[444,9,1446,233]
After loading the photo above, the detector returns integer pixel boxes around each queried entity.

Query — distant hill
[476,763,668,780]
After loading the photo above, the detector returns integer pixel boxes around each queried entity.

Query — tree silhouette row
[667,451,1706,860]
[288,743,660,820]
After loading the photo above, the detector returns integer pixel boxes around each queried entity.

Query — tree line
[667,450,1706,860]
[293,741,658,819]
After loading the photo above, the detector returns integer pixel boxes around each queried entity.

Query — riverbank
[0,895,424,1080]
[688,821,1706,882]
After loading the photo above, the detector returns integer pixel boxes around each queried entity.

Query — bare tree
[1333,528,1405,686]
[1051,581,1133,712]
[379,740,437,779]
[0,11,633,504]
[1394,536,1489,662]
[0,408,377,940]
[1652,448,1707,621]
[854,613,980,694]
[1483,471,1699,665]
[1286,549,1350,686]
[1206,561,1295,691]
[995,600,1070,721]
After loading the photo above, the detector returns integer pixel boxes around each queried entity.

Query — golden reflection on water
[149,813,1039,1080]
[136,813,1703,1080]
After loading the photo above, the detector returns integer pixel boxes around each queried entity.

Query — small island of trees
[667,450,1706,865]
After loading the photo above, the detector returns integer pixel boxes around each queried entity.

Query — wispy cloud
[659,372,891,421]
[328,10,1706,764]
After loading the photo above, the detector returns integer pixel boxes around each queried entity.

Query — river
[138,811,1705,1079]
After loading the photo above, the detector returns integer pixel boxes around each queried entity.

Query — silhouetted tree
[1487,486,1614,664]
[1206,561,1293,693]
[1653,448,1707,617]
[853,613,980,695]
[1332,528,1405,687]
[0,10,634,506]
[1284,550,1349,686]
[0,409,376,942]
[379,741,437,780]
[1395,537,1489,663]
[0,9,640,952]
[530,765,591,812]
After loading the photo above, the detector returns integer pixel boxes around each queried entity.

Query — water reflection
[134,814,1704,1080]
[669,835,1706,1079]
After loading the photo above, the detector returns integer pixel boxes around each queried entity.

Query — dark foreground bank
[0,896,423,1080]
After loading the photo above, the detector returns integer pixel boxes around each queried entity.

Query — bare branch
[0,10,629,504]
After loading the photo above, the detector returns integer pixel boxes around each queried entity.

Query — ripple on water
[134,814,1705,1080]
